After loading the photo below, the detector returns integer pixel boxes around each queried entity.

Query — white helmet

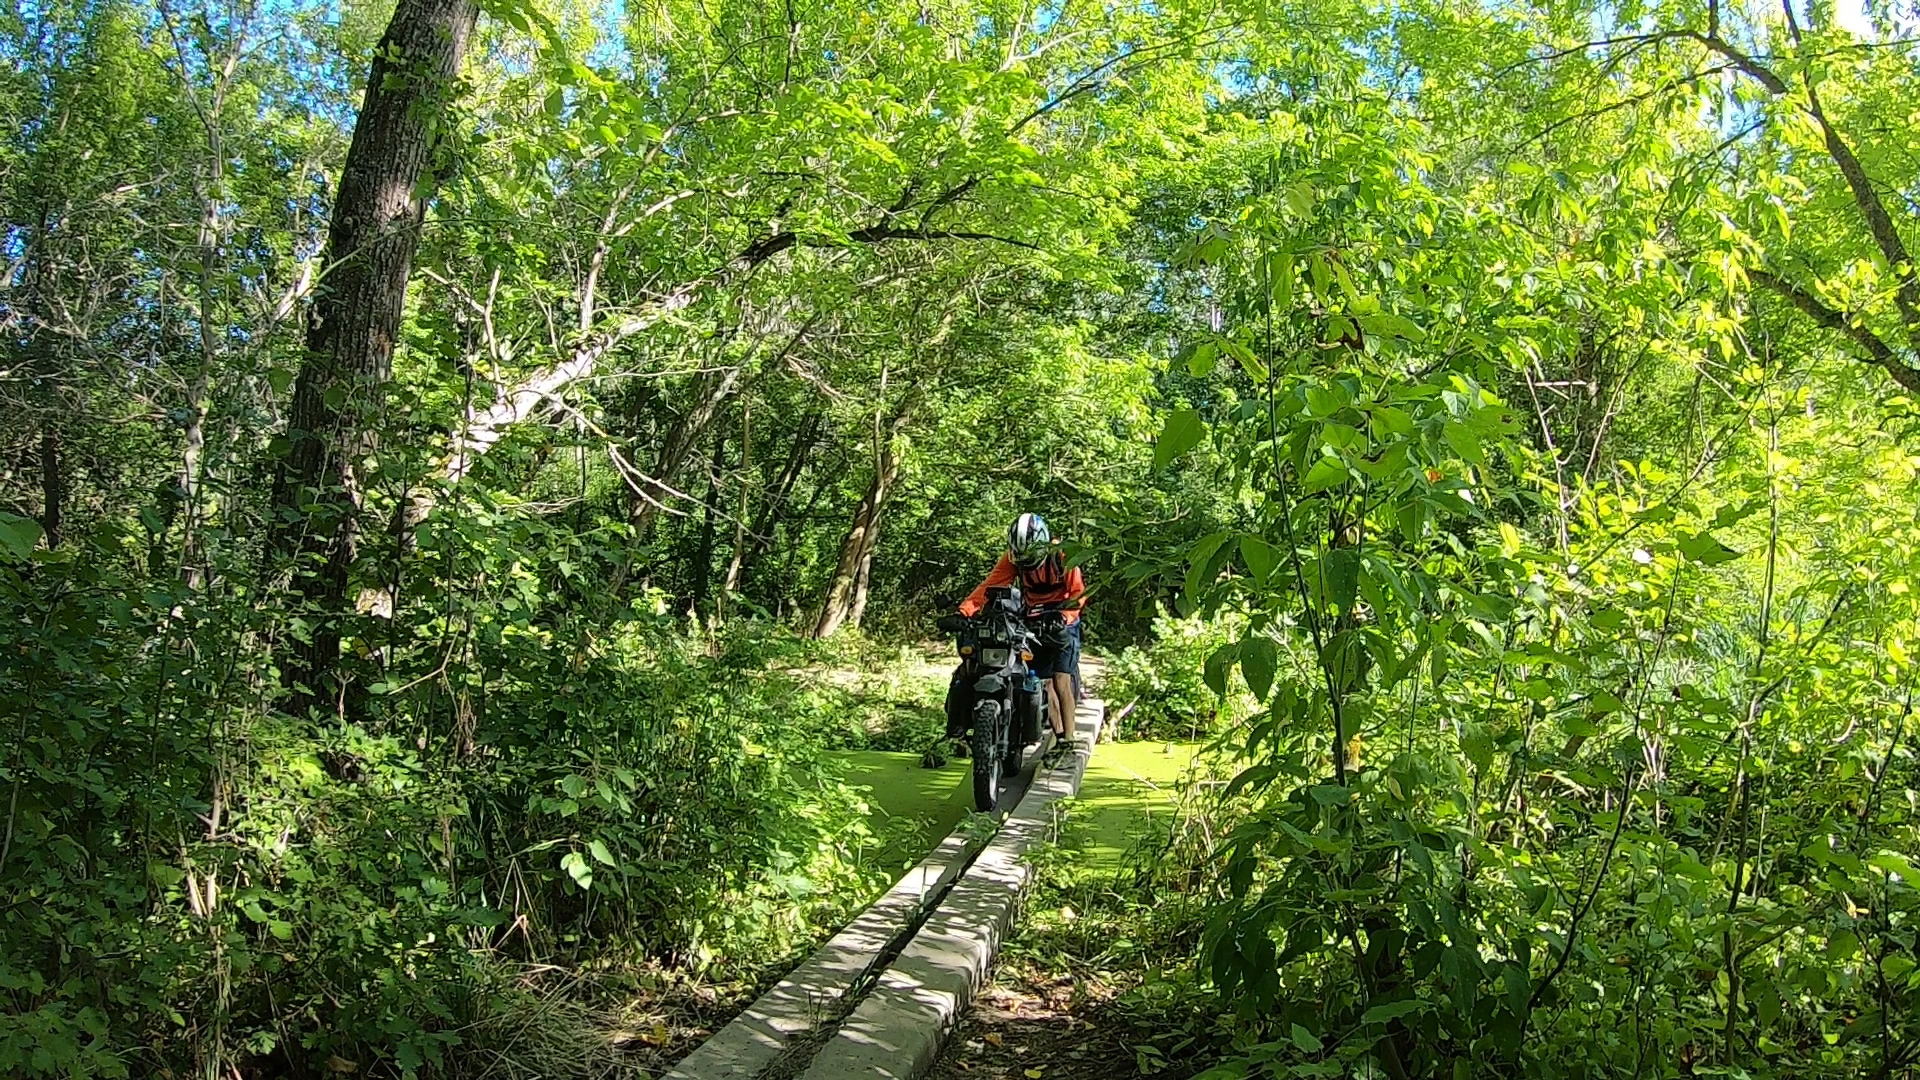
[1008,513,1052,568]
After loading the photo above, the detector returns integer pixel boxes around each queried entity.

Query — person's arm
[1060,565,1086,624]
[957,554,1017,615]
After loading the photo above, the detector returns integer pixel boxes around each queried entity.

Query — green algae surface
[825,750,974,873]
[1057,741,1205,869]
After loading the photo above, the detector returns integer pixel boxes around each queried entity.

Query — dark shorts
[1030,623,1082,678]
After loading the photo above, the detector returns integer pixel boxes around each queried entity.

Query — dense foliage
[3,0,1918,1074]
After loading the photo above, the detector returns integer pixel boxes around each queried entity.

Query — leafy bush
[1102,613,1244,741]
[0,519,900,1078]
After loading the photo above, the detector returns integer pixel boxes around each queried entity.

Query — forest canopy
[2,0,1918,1073]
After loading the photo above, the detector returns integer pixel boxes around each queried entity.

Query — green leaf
[1240,635,1277,702]
[1372,404,1415,438]
[1677,531,1741,566]
[1308,784,1350,806]
[1268,252,1295,312]
[1442,421,1483,464]
[544,88,565,118]
[1289,1023,1323,1053]
[1323,548,1360,614]
[1361,998,1426,1025]
[561,851,593,889]
[1867,852,1920,882]
[1240,536,1280,582]
[1300,457,1347,493]
[1308,251,1333,301]
[1185,340,1219,378]
[1203,642,1240,698]
[588,839,617,867]
[0,512,44,558]
[1223,339,1268,383]
[1305,384,1350,418]
[1154,409,1206,469]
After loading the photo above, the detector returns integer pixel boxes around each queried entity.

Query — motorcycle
[936,585,1062,812]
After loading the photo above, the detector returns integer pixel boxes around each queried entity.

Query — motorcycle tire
[970,700,1003,812]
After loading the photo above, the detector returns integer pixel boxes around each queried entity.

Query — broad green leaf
[1442,421,1483,464]
[1289,1023,1323,1053]
[1203,642,1240,698]
[1305,384,1349,418]
[1562,715,1602,738]
[561,851,593,889]
[1308,784,1350,806]
[1372,404,1415,438]
[1222,339,1268,383]
[1240,536,1281,582]
[1361,998,1427,1025]
[1240,634,1277,702]
[1323,548,1360,614]
[589,839,617,866]
[1268,251,1295,312]
[1677,531,1741,566]
[1186,340,1218,378]
[1867,852,1919,882]
[1154,409,1206,469]
[1300,457,1347,493]
[0,512,43,558]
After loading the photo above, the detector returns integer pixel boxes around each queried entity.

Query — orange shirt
[958,553,1084,624]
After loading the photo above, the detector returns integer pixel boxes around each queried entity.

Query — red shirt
[959,552,1084,624]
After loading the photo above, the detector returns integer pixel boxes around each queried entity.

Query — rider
[956,513,1085,745]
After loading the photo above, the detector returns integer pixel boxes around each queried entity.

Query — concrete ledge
[661,828,985,1080]
[794,700,1106,1080]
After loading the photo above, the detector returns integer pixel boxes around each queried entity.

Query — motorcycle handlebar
[936,608,1067,636]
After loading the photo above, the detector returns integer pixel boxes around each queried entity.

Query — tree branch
[1691,19,1920,347]
[1748,268,1920,392]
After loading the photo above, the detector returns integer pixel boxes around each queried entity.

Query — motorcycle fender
[973,673,1008,694]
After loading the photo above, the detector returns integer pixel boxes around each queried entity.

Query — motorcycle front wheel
[970,699,1003,812]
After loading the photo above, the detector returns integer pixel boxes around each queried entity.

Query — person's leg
[1067,620,1085,703]
[1051,671,1075,739]
[1031,641,1068,739]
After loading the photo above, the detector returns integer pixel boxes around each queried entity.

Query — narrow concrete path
[795,699,1105,1080]
[664,699,1106,1080]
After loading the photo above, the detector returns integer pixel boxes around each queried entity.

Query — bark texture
[38,428,62,550]
[268,0,478,714]
[814,407,911,638]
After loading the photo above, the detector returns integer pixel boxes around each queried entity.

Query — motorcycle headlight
[981,648,1011,667]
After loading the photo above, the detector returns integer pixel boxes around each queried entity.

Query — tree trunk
[718,401,750,620]
[38,428,62,549]
[631,366,741,535]
[267,0,478,716]
[688,422,726,617]
[814,432,905,638]
[847,525,879,630]
[729,407,823,593]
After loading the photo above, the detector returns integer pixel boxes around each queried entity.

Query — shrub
[1101,613,1243,741]
[0,524,896,1078]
